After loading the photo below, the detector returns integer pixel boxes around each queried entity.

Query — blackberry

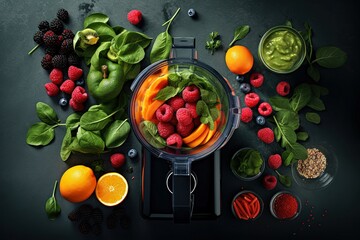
[52,54,68,69]
[59,39,73,55]
[38,20,49,32]
[50,18,64,34]
[91,208,104,224]
[67,53,81,67]
[33,31,44,44]
[45,46,59,56]
[57,8,69,22]
[106,213,118,229]
[91,223,102,235]
[62,29,75,40]
[41,54,53,70]
[78,219,91,234]
[119,215,131,229]
[43,30,58,47]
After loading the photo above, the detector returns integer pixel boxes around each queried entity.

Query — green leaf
[275,110,299,130]
[87,22,115,37]
[305,112,321,124]
[118,43,145,64]
[150,31,172,63]
[307,64,320,82]
[310,84,329,97]
[154,86,178,101]
[314,46,347,68]
[286,142,308,160]
[65,113,81,130]
[26,122,55,146]
[103,119,130,148]
[228,25,250,47]
[276,171,292,188]
[269,96,291,111]
[296,131,309,141]
[139,121,166,148]
[307,96,325,111]
[76,128,105,152]
[90,41,111,68]
[274,127,281,142]
[80,110,112,131]
[112,25,125,35]
[36,102,59,125]
[84,13,109,28]
[45,180,61,220]
[60,128,72,161]
[281,150,294,166]
[285,20,292,28]
[290,83,312,112]
[281,126,297,144]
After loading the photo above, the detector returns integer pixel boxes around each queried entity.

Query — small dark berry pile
[106,206,131,230]
[30,8,81,70]
[68,204,104,235]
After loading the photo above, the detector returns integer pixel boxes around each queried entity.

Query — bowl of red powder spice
[270,191,301,220]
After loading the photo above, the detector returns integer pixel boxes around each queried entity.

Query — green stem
[162,7,181,32]
[28,44,40,55]
[52,180,58,198]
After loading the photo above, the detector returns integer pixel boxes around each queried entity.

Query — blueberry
[76,78,85,86]
[239,83,251,93]
[128,149,138,159]
[236,75,245,82]
[187,8,196,17]
[59,97,68,106]
[256,116,266,125]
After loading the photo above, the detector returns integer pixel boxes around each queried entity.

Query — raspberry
[244,92,260,108]
[60,79,75,94]
[49,68,63,85]
[155,104,174,122]
[70,98,85,111]
[71,86,88,103]
[68,65,83,81]
[44,82,59,96]
[258,102,273,116]
[176,121,194,137]
[166,133,183,148]
[193,116,201,127]
[157,122,175,138]
[185,102,198,118]
[240,107,253,123]
[169,115,178,126]
[262,175,277,190]
[127,10,143,25]
[110,153,126,168]
[176,108,193,125]
[268,154,282,170]
[276,81,291,96]
[167,96,185,111]
[249,72,264,88]
[257,127,274,144]
[182,85,200,103]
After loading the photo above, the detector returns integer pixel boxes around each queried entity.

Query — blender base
[140,148,221,219]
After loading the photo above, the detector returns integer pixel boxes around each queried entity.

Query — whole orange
[225,45,254,75]
[59,165,97,203]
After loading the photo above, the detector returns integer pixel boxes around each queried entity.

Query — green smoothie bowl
[258,25,306,74]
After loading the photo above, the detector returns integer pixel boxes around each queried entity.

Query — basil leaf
[154,86,178,101]
[103,119,131,148]
[36,102,59,125]
[45,180,61,220]
[65,113,81,130]
[150,31,172,63]
[307,65,320,82]
[80,110,112,131]
[228,25,250,47]
[84,13,109,28]
[307,97,325,111]
[290,83,312,112]
[305,112,321,124]
[315,46,347,68]
[60,128,72,161]
[296,131,309,141]
[269,96,291,111]
[26,122,55,146]
[118,43,145,64]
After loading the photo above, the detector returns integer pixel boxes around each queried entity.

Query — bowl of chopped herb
[291,143,338,190]
[230,148,265,181]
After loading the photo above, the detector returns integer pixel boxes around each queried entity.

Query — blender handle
[172,160,194,223]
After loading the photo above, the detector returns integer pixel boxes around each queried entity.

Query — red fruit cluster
[262,175,277,190]
[155,85,202,148]
[127,10,143,25]
[268,154,282,170]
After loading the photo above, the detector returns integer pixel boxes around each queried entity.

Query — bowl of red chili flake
[231,190,263,220]
[270,191,301,220]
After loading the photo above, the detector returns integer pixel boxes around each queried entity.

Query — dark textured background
[0,0,359,239]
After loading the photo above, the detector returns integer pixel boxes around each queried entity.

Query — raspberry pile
[45,65,88,111]
[154,85,205,148]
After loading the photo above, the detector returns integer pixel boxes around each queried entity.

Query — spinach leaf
[228,25,250,47]
[154,86,178,101]
[281,150,294,167]
[140,121,166,148]
[76,128,105,153]
[90,41,111,68]
[87,22,116,38]
[45,180,61,220]
[275,170,292,188]
[305,112,321,124]
[80,110,112,131]
[150,31,172,63]
[307,96,325,111]
[310,84,329,97]
[118,43,145,64]
[60,128,72,161]
[269,96,291,111]
[26,122,55,146]
[296,131,309,141]
[286,142,308,160]
[84,13,109,28]
[65,113,81,130]
[103,119,131,148]
[290,83,312,112]
[314,46,347,68]
[36,102,59,125]
[307,65,320,82]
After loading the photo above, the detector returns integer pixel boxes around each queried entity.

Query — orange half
[95,172,128,207]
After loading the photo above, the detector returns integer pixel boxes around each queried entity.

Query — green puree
[262,30,303,70]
